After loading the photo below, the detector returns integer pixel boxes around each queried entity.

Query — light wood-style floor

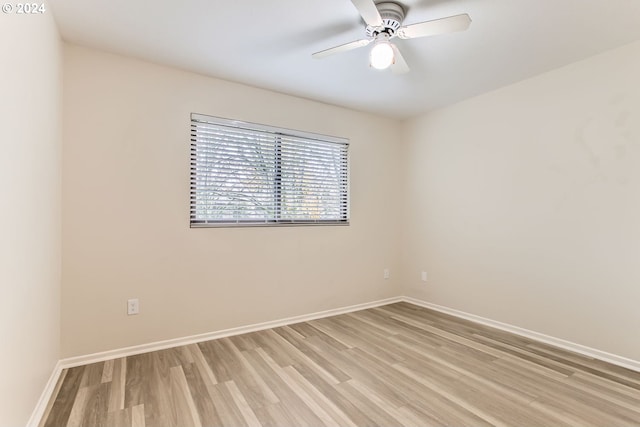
[41,302,640,426]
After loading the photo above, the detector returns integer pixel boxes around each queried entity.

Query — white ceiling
[51,0,640,119]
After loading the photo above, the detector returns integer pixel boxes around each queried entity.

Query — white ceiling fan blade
[391,44,410,74]
[312,39,371,59]
[350,0,383,27]
[398,13,471,40]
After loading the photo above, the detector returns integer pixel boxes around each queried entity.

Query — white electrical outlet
[421,271,428,282]
[127,298,139,315]
[384,268,390,279]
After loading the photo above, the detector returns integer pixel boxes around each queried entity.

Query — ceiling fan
[312,0,472,74]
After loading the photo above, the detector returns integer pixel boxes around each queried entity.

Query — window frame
[190,113,350,228]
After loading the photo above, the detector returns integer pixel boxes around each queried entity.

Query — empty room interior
[3,0,640,426]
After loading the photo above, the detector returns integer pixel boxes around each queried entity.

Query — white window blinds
[190,113,349,227]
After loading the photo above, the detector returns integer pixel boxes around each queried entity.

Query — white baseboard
[27,360,63,427]
[60,296,403,369]
[403,296,640,373]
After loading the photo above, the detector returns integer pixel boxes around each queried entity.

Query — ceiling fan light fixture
[312,0,472,75]
[370,35,394,70]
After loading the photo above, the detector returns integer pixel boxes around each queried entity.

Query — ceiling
[51,0,640,119]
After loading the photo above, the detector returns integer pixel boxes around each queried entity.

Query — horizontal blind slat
[190,113,349,227]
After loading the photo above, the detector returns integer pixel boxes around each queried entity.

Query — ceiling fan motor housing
[366,2,406,38]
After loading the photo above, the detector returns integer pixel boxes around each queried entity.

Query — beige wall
[61,45,402,357]
[0,8,62,426]
[401,41,640,361]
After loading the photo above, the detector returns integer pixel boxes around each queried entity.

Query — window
[190,113,349,227]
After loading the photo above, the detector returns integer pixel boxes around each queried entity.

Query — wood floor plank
[287,321,321,339]
[186,344,218,387]
[396,404,447,427]
[252,402,299,427]
[169,365,202,427]
[182,362,224,427]
[317,316,404,365]
[305,320,355,350]
[207,381,251,427]
[492,355,640,423]
[79,362,105,388]
[196,339,238,383]
[406,393,495,427]
[570,370,640,399]
[131,404,145,427]
[108,358,126,412]
[301,336,408,408]
[246,348,326,426]
[123,353,150,409]
[255,350,340,427]
[334,380,403,426]
[291,362,376,427]
[392,363,507,427]
[348,379,425,427]
[101,359,114,384]
[103,407,131,427]
[526,342,640,389]
[528,399,598,427]
[65,384,91,427]
[42,302,640,427]
[281,365,357,427]
[79,383,111,427]
[563,374,640,415]
[43,366,84,427]
[271,326,348,384]
[38,368,68,427]
[223,340,280,408]
[225,380,262,427]
[227,331,264,351]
